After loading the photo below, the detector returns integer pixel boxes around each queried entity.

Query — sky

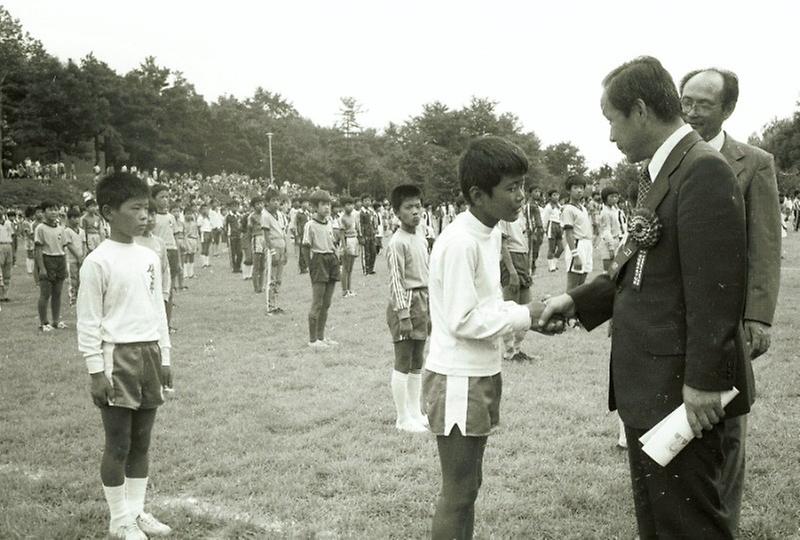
[4,0,800,168]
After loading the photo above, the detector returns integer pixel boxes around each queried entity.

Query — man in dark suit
[540,56,752,539]
[680,67,782,532]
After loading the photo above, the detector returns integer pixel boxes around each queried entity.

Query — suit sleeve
[743,153,781,325]
[570,273,616,330]
[678,156,746,391]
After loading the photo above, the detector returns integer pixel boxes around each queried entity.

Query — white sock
[406,372,427,424]
[243,265,252,279]
[26,258,34,273]
[103,483,130,530]
[391,370,409,425]
[125,477,148,518]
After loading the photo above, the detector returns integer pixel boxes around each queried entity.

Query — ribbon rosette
[629,208,662,290]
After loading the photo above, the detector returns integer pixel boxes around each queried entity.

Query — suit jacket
[570,130,753,429]
[720,133,781,325]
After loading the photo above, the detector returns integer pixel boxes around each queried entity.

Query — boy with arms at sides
[21,206,38,275]
[182,206,199,279]
[64,208,86,306]
[34,201,70,331]
[294,197,310,274]
[81,198,106,253]
[134,200,172,332]
[302,190,341,350]
[197,204,213,269]
[249,196,266,293]
[225,203,242,274]
[560,175,594,291]
[423,137,562,539]
[171,202,188,287]
[151,185,181,326]
[263,188,288,314]
[0,205,15,302]
[498,207,533,362]
[240,204,254,281]
[386,184,429,433]
[540,189,563,272]
[77,173,173,539]
[598,186,626,272]
[338,196,359,297]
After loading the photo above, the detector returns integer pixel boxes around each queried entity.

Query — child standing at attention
[182,207,199,279]
[338,196,359,297]
[424,137,551,539]
[34,201,69,331]
[77,173,173,539]
[248,196,266,293]
[134,201,172,325]
[385,184,430,433]
[560,175,593,291]
[264,188,288,313]
[64,208,86,306]
[197,204,213,268]
[302,190,340,350]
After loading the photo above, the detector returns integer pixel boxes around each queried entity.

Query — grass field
[1,233,799,539]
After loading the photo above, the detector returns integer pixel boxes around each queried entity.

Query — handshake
[525,293,577,335]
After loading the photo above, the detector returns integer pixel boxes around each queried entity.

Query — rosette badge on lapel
[629,208,662,291]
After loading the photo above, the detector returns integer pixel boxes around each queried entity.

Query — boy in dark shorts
[498,208,533,361]
[34,201,69,331]
[77,172,173,540]
[423,137,562,539]
[302,190,340,350]
[386,184,430,433]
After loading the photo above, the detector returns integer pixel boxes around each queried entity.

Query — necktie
[637,166,652,207]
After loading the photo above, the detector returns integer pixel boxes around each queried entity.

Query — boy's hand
[38,268,49,281]
[507,272,520,295]
[571,254,583,272]
[537,294,576,331]
[90,372,114,407]
[161,366,172,388]
[399,317,413,338]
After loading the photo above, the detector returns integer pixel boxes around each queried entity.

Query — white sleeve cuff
[160,346,171,366]
[508,303,532,332]
[85,354,104,374]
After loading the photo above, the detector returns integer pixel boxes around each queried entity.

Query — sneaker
[321,338,339,347]
[55,321,68,329]
[308,340,329,351]
[274,307,285,314]
[109,521,148,540]
[40,323,54,332]
[511,351,531,362]
[395,419,428,433]
[136,511,173,536]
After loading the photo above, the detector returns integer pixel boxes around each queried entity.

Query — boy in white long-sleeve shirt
[77,172,173,540]
[385,184,430,433]
[423,137,563,539]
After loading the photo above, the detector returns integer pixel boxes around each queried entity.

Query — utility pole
[266,132,274,183]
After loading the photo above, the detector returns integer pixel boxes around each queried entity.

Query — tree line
[1,7,798,200]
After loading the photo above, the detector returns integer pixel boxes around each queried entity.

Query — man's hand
[161,365,172,388]
[39,268,49,281]
[683,384,724,439]
[527,301,566,334]
[537,293,576,331]
[398,317,413,339]
[744,320,771,359]
[90,372,114,407]
[507,272,520,295]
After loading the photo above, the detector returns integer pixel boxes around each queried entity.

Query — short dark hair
[565,175,586,191]
[39,200,58,211]
[249,196,263,208]
[309,190,332,205]
[390,184,422,212]
[458,136,528,204]
[361,194,372,201]
[547,189,559,197]
[67,207,81,219]
[147,199,158,214]
[340,195,354,205]
[603,56,682,122]
[600,186,619,204]
[96,173,150,211]
[264,188,280,202]
[150,183,169,198]
[679,68,739,112]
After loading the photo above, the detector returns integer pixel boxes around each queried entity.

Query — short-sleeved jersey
[302,217,336,253]
[339,211,358,238]
[34,222,68,256]
[264,210,287,249]
[0,218,14,243]
[64,226,85,263]
[497,213,528,253]
[153,213,177,250]
[560,203,593,241]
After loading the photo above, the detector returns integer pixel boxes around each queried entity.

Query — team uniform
[497,213,531,360]
[598,204,627,262]
[183,217,199,278]
[250,211,266,292]
[561,202,594,275]
[64,225,85,305]
[263,209,288,312]
[540,202,564,271]
[153,213,180,290]
[303,216,340,346]
[0,217,14,300]
[339,211,359,295]
[81,213,106,252]
[197,214,213,266]
[134,235,172,301]
[386,226,430,343]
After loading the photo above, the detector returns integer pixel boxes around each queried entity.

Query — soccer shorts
[100,341,165,410]
[423,370,502,437]
[41,254,67,282]
[309,252,340,283]
[565,238,593,275]
[500,251,532,289]
[386,288,430,342]
[344,236,359,257]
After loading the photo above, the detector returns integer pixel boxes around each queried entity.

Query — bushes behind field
[0,176,95,208]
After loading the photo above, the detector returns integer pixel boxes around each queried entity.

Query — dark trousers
[363,237,376,272]
[625,422,733,540]
[297,240,308,273]
[229,237,242,272]
[720,415,746,533]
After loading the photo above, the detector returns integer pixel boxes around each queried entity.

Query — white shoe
[308,340,329,351]
[395,419,428,433]
[136,511,172,536]
[409,413,430,428]
[40,323,53,332]
[109,521,147,540]
[321,338,339,347]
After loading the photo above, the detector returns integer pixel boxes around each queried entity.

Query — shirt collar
[463,210,495,238]
[708,130,725,152]
[648,123,694,181]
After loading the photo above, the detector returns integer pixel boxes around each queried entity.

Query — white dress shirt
[648,123,694,181]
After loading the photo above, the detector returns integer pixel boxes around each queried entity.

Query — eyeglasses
[680,97,718,114]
